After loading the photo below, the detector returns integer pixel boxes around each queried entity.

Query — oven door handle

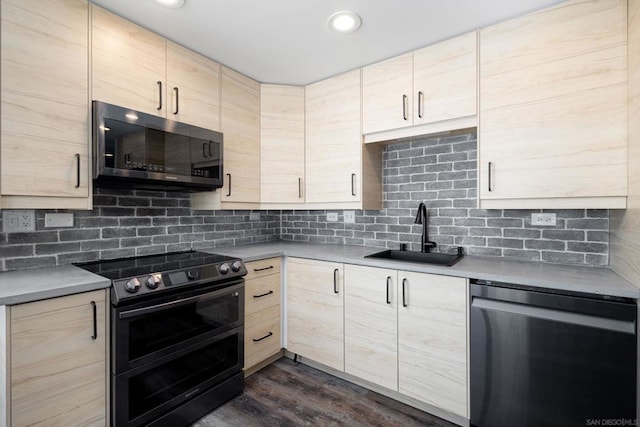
[118,283,242,320]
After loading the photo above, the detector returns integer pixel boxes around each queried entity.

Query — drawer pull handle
[254,266,274,272]
[418,91,424,118]
[173,86,179,114]
[488,161,492,192]
[253,332,273,342]
[75,153,81,189]
[253,290,274,298]
[333,268,339,294]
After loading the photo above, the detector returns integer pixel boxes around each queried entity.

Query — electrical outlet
[249,212,261,221]
[344,211,356,223]
[2,210,35,232]
[327,212,338,222]
[531,213,556,226]
[45,213,74,228]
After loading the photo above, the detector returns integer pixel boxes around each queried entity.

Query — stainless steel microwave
[92,101,223,192]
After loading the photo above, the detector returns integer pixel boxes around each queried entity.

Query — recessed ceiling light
[328,11,362,34]
[153,0,185,8]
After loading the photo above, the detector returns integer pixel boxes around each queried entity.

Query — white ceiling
[89,0,566,86]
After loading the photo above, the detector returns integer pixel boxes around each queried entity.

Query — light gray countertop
[1,241,637,305]
[203,241,640,299]
[0,265,111,305]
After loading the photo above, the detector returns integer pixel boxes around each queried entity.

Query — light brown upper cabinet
[479,0,627,209]
[0,0,91,209]
[362,32,477,137]
[92,5,220,130]
[306,69,383,209]
[260,85,305,204]
[166,41,221,130]
[220,67,261,205]
[92,5,166,117]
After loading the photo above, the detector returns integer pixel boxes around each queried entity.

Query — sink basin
[365,249,463,266]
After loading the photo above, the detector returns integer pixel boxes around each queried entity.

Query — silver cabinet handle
[488,162,493,192]
[402,278,408,307]
[351,173,356,196]
[173,87,179,114]
[418,91,424,119]
[75,153,81,189]
[91,301,97,340]
[226,173,231,197]
[298,177,303,198]
[402,94,408,120]
[386,276,392,305]
[157,81,163,111]
[333,268,339,294]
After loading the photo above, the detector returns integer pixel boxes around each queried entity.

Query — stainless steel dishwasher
[470,280,637,427]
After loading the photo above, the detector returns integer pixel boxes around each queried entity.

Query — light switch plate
[2,210,36,232]
[327,212,338,222]
[249,212,261,221]
[45,213,74,228]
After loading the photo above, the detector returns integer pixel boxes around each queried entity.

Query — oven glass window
[128,290,241,361]
[128,333,240,420]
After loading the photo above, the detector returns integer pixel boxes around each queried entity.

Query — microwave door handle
[118,283,242,319]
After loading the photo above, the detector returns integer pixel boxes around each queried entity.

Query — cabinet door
[398,272,467,418]
[92,5,166,116]
[221,67,260,203]
[260,85,305,204]
[344,265,398,391]
[166,41,221,130]
[286,258,344,371]
[479,0,627,207]
[413,31,477,125]
[1,0,89,200]
[10,290,107,426]
[305,70,362,203]
[362,53,413,134]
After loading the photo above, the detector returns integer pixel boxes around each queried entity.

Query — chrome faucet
[414,202,437,253]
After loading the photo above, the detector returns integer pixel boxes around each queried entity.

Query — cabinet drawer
[245,257,281,281]
[245,274,280,316]
[245,306,281,369]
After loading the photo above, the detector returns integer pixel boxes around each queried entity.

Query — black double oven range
[76,250,247,427]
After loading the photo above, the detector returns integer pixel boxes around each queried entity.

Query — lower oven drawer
[113,327,244,427]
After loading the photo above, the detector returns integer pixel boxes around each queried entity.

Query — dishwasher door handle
[471,297,636,335]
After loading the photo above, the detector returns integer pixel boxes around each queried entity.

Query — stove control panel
[112,258,248,304]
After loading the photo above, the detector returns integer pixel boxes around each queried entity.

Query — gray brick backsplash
[281,132,609,266]
[0,131,610,271]
[0,188,280,271]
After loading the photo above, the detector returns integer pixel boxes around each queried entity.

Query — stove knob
[231,260,243,272]
[187,270,199,280]
[125,277,141,293]
[219,263,230,275]
[146,274,160,289]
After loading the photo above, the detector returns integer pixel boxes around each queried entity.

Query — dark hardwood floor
[192,358,459,427]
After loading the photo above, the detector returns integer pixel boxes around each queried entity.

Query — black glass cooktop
[75,250,235,280]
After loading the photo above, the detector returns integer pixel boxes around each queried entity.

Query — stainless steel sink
[365,249,463,266]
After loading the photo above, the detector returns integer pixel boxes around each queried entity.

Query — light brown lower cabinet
[286,257,344,371]
[311,263,468,418]
[2,289,108,426]
[244,258,282,371]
